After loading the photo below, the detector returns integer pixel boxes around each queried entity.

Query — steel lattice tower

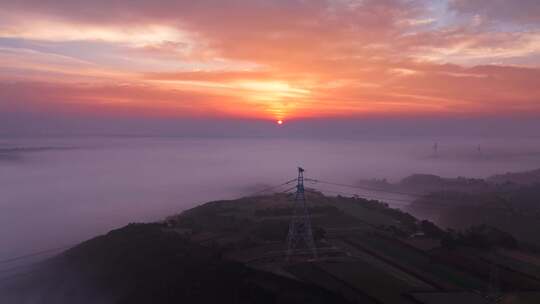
[286,167,318,261]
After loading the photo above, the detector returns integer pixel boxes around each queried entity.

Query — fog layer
[1,135,539,262]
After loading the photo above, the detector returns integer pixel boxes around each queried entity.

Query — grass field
[344,233,486,290]
[316,261,417,304]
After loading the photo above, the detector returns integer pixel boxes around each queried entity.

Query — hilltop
[0,221,350,304]
[488,169,540,186]
[389,169,540,249]
[3,190,540,303]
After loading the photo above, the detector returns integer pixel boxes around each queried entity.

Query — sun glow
[234,81,310,101]
[2,0,539,121]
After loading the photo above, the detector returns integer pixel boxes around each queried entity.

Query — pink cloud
[0,0,540,120]
[450,0,540,25]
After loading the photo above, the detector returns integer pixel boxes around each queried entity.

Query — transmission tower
[286,167,318,261]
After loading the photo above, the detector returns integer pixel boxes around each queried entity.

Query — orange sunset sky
[1,0,539,123]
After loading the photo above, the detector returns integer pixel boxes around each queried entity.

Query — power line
[0,178,294,273]
[246,178,297,196]
[309,186,512,211]
[304,188,450,210]
[305,178,511,210]
[0,259,47,275]
[274,182,449,210]
[306,188,411,203]
[0,245,71,265]
[0,179,295,269]
[305,178,429,198]
[305,183,458,208]
[0,268,42,284]
[0,245,73,285]
[280,185,298,194]
[0,173,516,285]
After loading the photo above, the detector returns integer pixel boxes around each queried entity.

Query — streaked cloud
[449,0,540,25]
[0,0,539,121]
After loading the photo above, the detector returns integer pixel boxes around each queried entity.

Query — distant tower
[286,167,318,261]
[433,142,439,157]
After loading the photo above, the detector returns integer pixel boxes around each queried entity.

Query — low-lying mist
[1,135,539,263]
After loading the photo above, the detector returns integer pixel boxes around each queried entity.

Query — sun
[277,120,284,125]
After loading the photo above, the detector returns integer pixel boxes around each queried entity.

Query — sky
[0,0,540,135]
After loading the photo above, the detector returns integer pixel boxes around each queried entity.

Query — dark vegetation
[0,223,350,304]
[391,169,540,249]
[254,205,342,217]
[4,169,540,303]
[488,169,540,185]
[441,225,518,250]
[400,174,493,193]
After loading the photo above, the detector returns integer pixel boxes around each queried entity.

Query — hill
[358,169,540,250]
[3,190,540,303]
[0,222,350,304]
[488,169,540,185]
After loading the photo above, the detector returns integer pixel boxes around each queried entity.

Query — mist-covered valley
[1,135,540,263]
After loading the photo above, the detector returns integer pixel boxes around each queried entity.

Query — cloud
[0,79,315,120]
[143,70,273,82]
[0,0,423,60]
[0,0,540,123]
[405,29,540,65]
[449,0,540,25]
[0,81,234,116]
